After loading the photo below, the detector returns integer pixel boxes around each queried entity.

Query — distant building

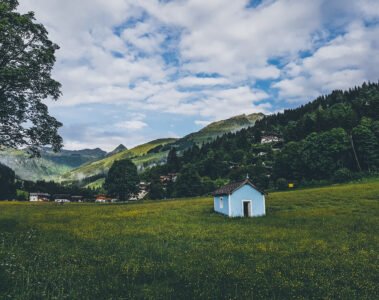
[160,173,178,185]
[52,194,71,202]
[129,191,148,201]
[212,178,266,218]
[71,196,83,202]
[261,135,282,144]
[95,195,112,203]
[168,173,178,182]
[55,199,70,203]
[30,193,50,202]
[130,181,149,201]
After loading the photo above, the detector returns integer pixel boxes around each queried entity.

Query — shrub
[333,168,353,183]
[276,178,288,190]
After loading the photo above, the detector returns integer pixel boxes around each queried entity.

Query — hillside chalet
[261,135,283,144]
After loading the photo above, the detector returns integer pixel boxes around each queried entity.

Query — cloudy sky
[19,0,379,151]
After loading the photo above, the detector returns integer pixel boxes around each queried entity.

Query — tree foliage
[0,0,62,155]
[142,82,379,194]
[104,159,139,201]
[0,162,15,199]
[17,179,100,199]
[173,165,203,197]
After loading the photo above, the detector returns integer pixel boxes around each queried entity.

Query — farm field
[0,181,378,299]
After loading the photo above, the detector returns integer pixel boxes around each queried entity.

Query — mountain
[194,113,264,143]
[62,113,264,185]
[0,112,263,183]
[165,113,264,150]
[106,144,127,157]
[61,138,177,183]
[0,147,106,181]
[143,81,379,197]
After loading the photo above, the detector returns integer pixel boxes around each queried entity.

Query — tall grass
[0,180,378,299]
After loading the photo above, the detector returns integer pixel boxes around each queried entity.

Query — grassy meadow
[0,181,378,299]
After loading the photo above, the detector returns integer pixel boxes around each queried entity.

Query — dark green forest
[0,163,15,200]
[0,161,99,200]
[143,82,379,198]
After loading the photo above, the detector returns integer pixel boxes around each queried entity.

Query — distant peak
[107,144,127,156]
[115,144,127,151]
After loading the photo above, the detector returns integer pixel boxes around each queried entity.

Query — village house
[213,177,266,217]
[160,173,178,186]
[52,194,71,202]
[95,195,112,203]
[129,181,149,201]
[261,135,283,144]
[29,193,50,202]
[71,196,84,202]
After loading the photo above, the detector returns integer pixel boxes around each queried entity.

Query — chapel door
[243,202,250,217]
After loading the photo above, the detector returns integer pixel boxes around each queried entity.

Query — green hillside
[62,114,263,185]
[0,148,106,181]
[169,113,264,150]
[190,113,264,143]
[0,180,378,298]
[144,82,379,197]
[84,178,105,189]
[105,144,127,157]
[61,138,177,182]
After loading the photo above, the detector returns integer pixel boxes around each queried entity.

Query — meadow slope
[61,138,176,182]
[0,180,378,299]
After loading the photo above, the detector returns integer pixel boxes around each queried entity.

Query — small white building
[261,135,282,144]
[30,193,50,202]
[213,178,266,217]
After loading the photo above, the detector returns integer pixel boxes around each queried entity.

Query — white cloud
[274,22,379,101]
[177,76,231,87]
[116,120,148,130]
[142,0,321,78]
[17,0,379,149]
[18,0,321,113]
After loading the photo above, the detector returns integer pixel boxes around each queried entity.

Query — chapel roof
[212,179,265,196]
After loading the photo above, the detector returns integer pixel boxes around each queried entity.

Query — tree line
[141,82,379,198]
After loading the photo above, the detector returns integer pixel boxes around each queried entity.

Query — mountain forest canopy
[0,0,62,156]
[142,82,379,197]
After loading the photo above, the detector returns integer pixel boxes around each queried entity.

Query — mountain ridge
[0,147,107,181]
[0,112,265,183]
[106,144,127,157]
[61,113,264,184]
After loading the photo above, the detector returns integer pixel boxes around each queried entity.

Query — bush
[333,168,353,183]
[16,190,28,201]
[276,178,288,190]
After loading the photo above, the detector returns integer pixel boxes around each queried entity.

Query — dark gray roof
[30,193,50,196]
[212,179,265,196]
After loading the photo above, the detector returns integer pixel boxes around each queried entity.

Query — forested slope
[143,82,379,198]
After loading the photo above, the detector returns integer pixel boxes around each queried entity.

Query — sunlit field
[1,180,378,299]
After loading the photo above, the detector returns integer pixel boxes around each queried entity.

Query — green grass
[0,181,378,299]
